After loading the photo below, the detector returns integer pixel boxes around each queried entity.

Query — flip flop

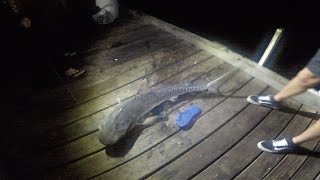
[176,105,202,129]
[65,69,87,80]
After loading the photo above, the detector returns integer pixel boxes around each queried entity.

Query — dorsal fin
[137,78,149,94]
[207,69,239,88]
[206,69,239,95]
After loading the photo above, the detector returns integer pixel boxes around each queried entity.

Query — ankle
[291,137,300,145]
[272,95,281,102]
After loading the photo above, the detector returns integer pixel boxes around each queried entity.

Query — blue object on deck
[176,105,202,129]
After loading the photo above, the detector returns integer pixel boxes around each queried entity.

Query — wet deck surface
[2,15,320,180]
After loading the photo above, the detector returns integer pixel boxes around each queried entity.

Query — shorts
[307,49,320,77]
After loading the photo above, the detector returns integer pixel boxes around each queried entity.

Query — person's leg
[273,67,320,101]
[248,49,320,109]
[250,49,320,153]
[257,114,320,153]
[277,67,320,145]
[292,118,320,144]
[255,68,320,153]
[247,67,320,109]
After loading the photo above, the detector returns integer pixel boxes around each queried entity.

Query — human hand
[20,17,31,29]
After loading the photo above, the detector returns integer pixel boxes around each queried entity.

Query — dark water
[122,0,320,79]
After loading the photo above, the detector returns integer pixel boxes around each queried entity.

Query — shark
[97,69,238,145]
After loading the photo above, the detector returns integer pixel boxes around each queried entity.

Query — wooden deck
[2,14,320,180]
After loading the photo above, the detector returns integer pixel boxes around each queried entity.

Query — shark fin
[137,78,149,94]
[206,68,239,95]
[136,116,158,126]
[137,110,167,126]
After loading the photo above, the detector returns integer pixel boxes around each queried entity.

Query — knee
[295,68,320,88]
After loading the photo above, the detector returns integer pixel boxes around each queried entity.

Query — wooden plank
[30,40,190,110]
[37,62,244,179]
[266,112,317,179]
[26,87,76,110]
[29,56,226,168]
[235,106,316,180]
[79,29,175,77]
[79,17,147,54]
[91,74,260,180]
[82,25,160,64]
[3,40,190,152]
[193,99,301,180]
[43,63,231,163]
[51,51,212,129]
[19,52,223,177]
[31,41,197,112]
[72,43,201,104]
[1,16,147,149]
[87,25,155,53]
[148,88,275,180]
[76,17,147,54]
[43,42,199,147]
[28,27,177,111]
[19,46,209,143]
[291,140,320,179]
[94,17,146,37]
[67,41,192,92]
[67,29,172,84]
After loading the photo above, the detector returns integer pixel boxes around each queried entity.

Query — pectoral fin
[137,111,167,126]
[136,116,158,126]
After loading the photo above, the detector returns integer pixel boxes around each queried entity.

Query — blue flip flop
[176,105,202,129]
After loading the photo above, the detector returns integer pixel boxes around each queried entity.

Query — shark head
[97,105,125,145]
